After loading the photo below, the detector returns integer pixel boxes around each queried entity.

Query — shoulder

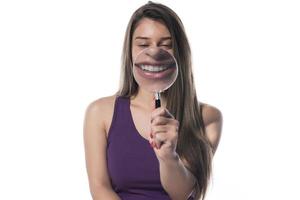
[199,102,223,126]
[181,102,223,168]
[85,95,117,117]
[87,95,117,109]
[199,102,223,154]
[84,95,117,135]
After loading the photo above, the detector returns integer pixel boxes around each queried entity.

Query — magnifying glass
[133,47,178,108]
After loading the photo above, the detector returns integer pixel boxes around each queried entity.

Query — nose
[145,47,170,61]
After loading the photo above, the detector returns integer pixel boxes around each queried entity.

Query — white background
[0,0,299,199]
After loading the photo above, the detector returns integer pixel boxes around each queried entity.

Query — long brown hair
[117,2,213,199]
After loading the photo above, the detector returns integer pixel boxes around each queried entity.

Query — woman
[83,2,223,200]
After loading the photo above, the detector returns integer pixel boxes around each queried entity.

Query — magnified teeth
[140,65,168,72]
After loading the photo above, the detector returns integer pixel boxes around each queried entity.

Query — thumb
[152,95,156,110]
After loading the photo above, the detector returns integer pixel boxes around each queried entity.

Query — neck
[131,87,166,111]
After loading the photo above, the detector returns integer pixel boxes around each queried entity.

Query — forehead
[133,18,171,39]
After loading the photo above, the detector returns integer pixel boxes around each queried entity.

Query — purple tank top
[106,96,171,200]
[106,96,195,200]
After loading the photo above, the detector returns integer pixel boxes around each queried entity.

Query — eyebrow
[135,36,172,40]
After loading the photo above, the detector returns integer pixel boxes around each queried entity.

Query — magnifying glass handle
[155,92,161,108]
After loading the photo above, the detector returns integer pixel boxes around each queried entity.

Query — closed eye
[160,44,172,49]
[138,44,149,47]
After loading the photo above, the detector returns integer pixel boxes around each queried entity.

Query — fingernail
[151,141,155,148]
[150,141,154,148]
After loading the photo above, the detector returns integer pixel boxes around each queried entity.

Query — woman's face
[131,18,178,92]
[131,18,173,61]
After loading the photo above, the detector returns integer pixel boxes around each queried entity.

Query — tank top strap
[107,95,131,142]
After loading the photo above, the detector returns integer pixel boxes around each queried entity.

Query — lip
[135,59,175,68]
[134,62,176,80]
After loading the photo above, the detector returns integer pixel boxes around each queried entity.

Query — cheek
[167,49,174,57]
[132,47,139,61]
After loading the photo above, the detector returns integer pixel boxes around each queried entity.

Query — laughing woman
[83,2,223,200]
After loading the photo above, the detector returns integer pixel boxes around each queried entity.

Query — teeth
[140,65,168,72]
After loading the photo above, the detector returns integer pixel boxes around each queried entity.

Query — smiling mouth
[135,62,175,73]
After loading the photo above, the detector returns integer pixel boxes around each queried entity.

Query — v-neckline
[128,98,151,143]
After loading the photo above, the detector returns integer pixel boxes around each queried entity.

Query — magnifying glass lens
[133,47,178,108]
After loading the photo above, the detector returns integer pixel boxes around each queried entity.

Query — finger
[151,107,165,120]
[155,132,167,142]
[151,125,166,145]
[151,126,169,149]
[156,124,179,136]
[170,119,180,131]
[164,118,179,127]
[151,116,172,126]
[149,135,163,149]
[152,95,156,110]
[151,122,179,136]
[151,125,168,135]
[151,108,174,123]
[149,137,156,148]
[153,133,167,149]
[164,109,174,119]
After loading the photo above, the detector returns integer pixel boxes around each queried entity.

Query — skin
[83,18,223,200]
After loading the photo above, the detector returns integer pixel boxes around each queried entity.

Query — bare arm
[156,104,223,200]
[150,108,196,200]
[83,98,121,200]
[202,103,223,155]
[159,155,196,200]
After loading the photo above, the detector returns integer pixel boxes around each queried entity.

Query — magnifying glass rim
[132,47,179,92]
